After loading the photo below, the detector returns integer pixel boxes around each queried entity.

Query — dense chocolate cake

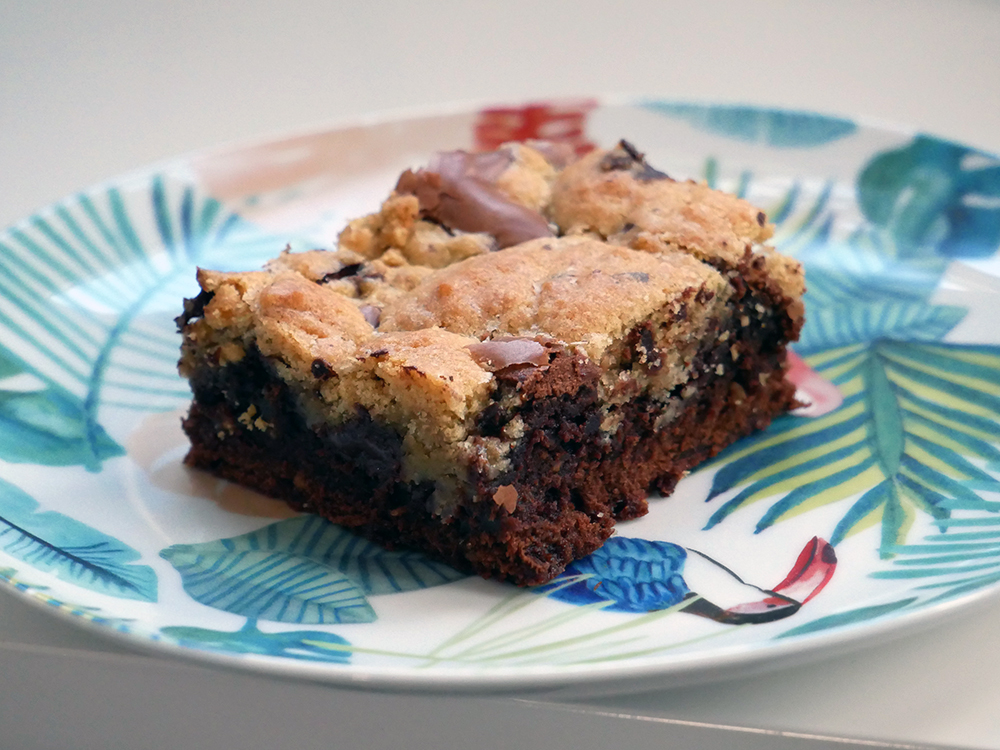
[177,140,804,585]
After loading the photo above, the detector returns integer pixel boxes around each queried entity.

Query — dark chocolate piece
[319,263,363,284]
[175,290,215,331]
[600,140,670,182]
[396,150,554,249]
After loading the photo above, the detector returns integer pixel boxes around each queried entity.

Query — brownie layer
[182,285,795,585]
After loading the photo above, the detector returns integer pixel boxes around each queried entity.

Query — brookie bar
[177,140,805,585]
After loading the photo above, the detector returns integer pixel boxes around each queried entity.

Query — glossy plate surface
[3,98,1000,692]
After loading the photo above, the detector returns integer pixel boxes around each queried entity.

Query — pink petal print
[786,351,843,417]
[771,537,838,605]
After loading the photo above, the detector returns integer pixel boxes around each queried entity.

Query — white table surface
[3,2,1000,748]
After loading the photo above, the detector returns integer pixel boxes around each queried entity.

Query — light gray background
[2,2,1000,748]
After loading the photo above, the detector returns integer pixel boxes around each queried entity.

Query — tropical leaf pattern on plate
[0,477,157,601]
[857,135,1000,259]
[161,620,353,662]
[540,537,690,613]
[160,515,467,624]
[707,341,1000,554]
[700,133,1000,614]
[0,173,285,438]
[645,103,857,148]
[870,516,1000,606]
[0,346,124,470]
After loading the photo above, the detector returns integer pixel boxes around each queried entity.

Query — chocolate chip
[319,263,363,284]
[620,139,643,161]
[311,358,334,380]
[695,288,716,304]
[467,337,550,372]
[756,211,767,227]
[175,289,215,331]
[599,140,669,182]
[634,162,670,182]
[599,152,637,172]
[625,323,662,372]
[359,304,381,328]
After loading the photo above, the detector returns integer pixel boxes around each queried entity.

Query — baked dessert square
[177,140,805,585]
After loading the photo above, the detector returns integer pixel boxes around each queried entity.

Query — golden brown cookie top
[549,141,774,269]
[379,235,727,361]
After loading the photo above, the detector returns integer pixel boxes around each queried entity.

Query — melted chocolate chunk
[359,304,381,328]
[395,150,554,249]
[599,139,670,182]
[467,337,550,372]
[319,263,363,284]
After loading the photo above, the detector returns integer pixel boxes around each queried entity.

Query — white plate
[3,97,1000,693]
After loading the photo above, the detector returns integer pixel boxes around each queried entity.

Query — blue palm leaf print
[160,516,467,624]
[0,173,286,466]
[160,620,352,663]
[644,103,857,148]
[857,136,1000,259]
[0,477,156,601]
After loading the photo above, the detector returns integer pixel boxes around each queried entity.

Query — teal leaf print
[777,597,917,639]
[0,477,157,601]
[706,342,1000,557]
[857,135,1000,259]
[865,515,1000,605]
[0,347,124,469]
[797,300,965,354]
[161,620,352,663]
[644,102,857,148]
[0,174,286,431]
[160,516,466,624]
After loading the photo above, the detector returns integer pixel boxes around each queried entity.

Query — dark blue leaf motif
[0,478,157,601]
[160,516,467,624]
[857,135,1000,259]
[539,537,690,613]
[160,620,352,663]
[644,102,857,148]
